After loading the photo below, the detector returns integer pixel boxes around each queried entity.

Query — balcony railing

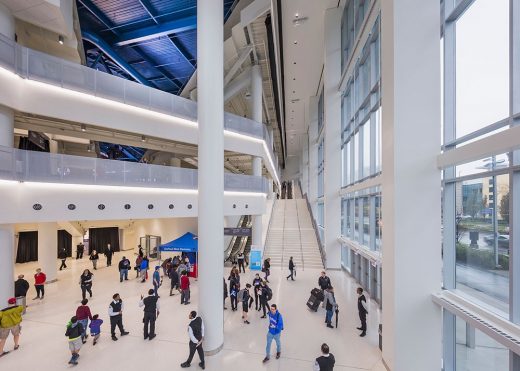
[0,146,269,193]
[0,33,280,176]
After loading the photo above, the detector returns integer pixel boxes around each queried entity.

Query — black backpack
[265,286,273,301]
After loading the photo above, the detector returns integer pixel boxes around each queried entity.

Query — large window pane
[354,132,360,181]
[375,195,382,251]
[362,196,370,246]
[455,174,510,317]
[354,198,360,241]
[455,0,509,138]
[363,120,371,178]
[375,108,382,173]
[455,317,509,370]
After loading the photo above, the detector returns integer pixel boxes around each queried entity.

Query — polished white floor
[4,255,384,370]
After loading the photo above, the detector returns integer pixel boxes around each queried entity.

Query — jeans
[81,284,92,300]
[265,331,281,357]
[119,269,128,282]
[153,283,159,296]
[326,309,333,324]
[181,289,190,304]
[78,318,88,339]
[35,285,44,298]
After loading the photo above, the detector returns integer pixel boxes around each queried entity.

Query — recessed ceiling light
[293,91,295,93]
[58,35,64,45]
[294,40,298,45]
[293,62,296,65]
[293,78,296,80]
[81,124,86,132]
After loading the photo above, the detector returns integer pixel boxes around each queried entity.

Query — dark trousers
[76,251,83,259]
[264,268,270,281]
[254,290,260,309]
[181,289,190,304]
[359,312,367,333]
[110,314,124,336]
[186,340,205,365]
[35,284,44,298]
[238,260,245,273]
[143,312,156,338]
[81,284,92,300]
[260,299,268,316]
[59,259,67,270]
[107,256,112,266]
[231,295,238,310]
[286,269,294,280]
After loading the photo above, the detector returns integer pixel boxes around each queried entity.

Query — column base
[204,342,224,356]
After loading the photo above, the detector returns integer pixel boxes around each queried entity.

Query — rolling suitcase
[307,294,320,311]
[311,287,324,302]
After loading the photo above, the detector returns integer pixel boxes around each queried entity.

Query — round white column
[251,64,264,249]
[38,223,58,283]
[0,3,15,40]
[197,0,224,355]
[0,225,14,305]
[252,156,263,248]
[0,105,14,148]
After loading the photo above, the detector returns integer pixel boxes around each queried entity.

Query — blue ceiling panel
[77,0,239,95]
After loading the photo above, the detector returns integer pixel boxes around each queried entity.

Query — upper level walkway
[0,33,280,185]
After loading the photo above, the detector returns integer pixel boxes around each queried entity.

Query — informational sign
[28,131,48,150]
[224,227,252,236]
[249,248,262,271]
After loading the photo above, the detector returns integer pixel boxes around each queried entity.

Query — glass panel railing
[0,146,267,193]
[0,32,281,180]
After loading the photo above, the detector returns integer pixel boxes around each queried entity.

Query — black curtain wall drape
[57,230,72,257]
[16,231,38,263]
[88,227,120,255]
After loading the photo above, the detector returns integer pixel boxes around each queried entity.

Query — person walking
[153,266,162,296]
[65,316,83,365]
[79,269,94,300]
[14,275,29,312]
[88,314,103,345]
[32,268,46,300]
[318,271,332,291]
[237,252,246,273]
[0,297,23,358]
[140,256,149,283]
[263,258,271,283]
[75,299,93,343]
[259,281,272,318]
[169,264,180,296]
[240,284,254,324]
[286,257,295,281]
[356,287,368,337]
[105,244,114,267]
[108,293,129,341]
[76,242,84,260]
[89,250,99,270]
[180,271,190,305]
[223,277,228,310]
[58,246,68,270]
[252,273,262,310]
[229,272,239,311]
[313,343,335,371]
[323,287,338,329]
[180,311,205,369]
[138,245,144,258]
[139,289,160,340]
[118,256,131,282]
[135,255,143,278]
[262,304,284,363]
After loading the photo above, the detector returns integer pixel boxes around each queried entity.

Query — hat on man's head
[7,297,16,305]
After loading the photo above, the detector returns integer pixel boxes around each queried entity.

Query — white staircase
[264,199,323,270]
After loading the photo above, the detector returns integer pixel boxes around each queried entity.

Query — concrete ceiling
[281,0,339,156]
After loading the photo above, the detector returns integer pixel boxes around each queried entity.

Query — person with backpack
[262,258,271,283]
[65,316,83,365]
[75,299,92,343]
[118,256,131,282]
[286,256,295,281]
[252,273,262,310]
[89,314,103,345]
[313,343,335,370]
[240,284,254,324]
[0,297,23,358]
[262,304,284,363]
[323,287,338,329]
[259,281,272,318]
[223,277,228,310]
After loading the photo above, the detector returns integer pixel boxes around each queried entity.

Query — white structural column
[37,223,58,283]
[197,0,224,355]
[323,8,342,270]
[380,1,441,370]
[251,64,264,249]
[0,225,14,305]
[0,4,14,149]
[308,97,319,217]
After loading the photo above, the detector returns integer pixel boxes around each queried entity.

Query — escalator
[224,215,250,263]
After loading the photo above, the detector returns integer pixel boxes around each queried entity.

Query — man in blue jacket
[263,304,284,363]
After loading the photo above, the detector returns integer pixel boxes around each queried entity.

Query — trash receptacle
[378,324,382,351]
[16,296,26,315]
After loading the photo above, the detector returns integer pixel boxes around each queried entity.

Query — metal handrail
[304,193,326,268]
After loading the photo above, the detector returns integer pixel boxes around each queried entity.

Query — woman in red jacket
[33,268,46,300]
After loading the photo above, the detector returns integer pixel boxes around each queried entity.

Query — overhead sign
[224,227,252,236]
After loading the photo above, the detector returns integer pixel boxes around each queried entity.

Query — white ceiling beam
[240,0,270,27]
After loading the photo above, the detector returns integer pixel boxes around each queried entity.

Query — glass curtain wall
[442,0,520,369]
